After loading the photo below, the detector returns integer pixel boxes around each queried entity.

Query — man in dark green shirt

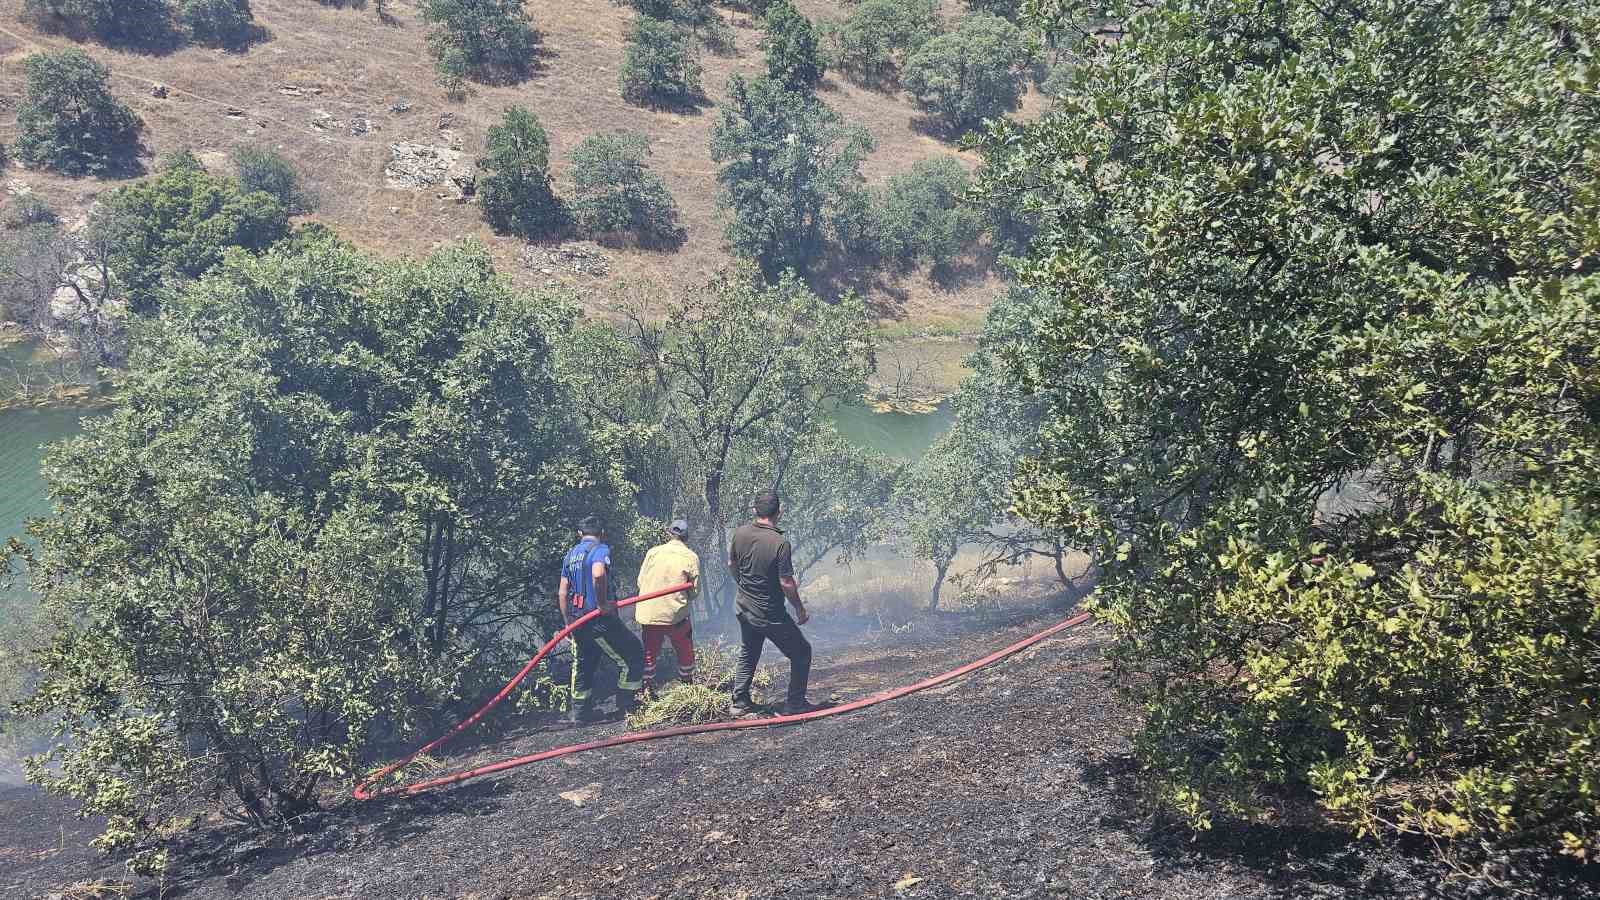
[727,491,819,716]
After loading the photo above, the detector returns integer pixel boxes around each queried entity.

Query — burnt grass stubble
[4,602,1596,899]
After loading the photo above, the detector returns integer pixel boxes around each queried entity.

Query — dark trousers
[570,614,644,703]
[732,615,811,706]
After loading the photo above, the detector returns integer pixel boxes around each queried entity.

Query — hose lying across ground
[354,582,1094,800]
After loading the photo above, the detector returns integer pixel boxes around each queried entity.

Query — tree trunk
[929,560,949,612]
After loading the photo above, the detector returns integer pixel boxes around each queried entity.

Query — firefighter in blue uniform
[558,516,645,723]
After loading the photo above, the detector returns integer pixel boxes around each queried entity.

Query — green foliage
[761,1,826,93]
[232,146,315,213]
[872,156,982,270]
[826,0,941,87]
[476,106,563,237]
[566,132,683,245]
[423,0,537,84]
[178,0,253,46]
[987,0,1600,861]
[709,75,873,277]
[902,13,1031,136]
[14,235,637,870]
[13,49,141,177]
[22,0,176,46]
[962,0,1018,20]
[3,195,59,230]
[619,15,704,109]
[99,153,288,314]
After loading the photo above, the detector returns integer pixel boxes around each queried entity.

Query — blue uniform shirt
[562,537,612,615]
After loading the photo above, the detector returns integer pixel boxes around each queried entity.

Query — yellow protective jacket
[634,539,700,626]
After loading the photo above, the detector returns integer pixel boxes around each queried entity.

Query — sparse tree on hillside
[178,0,254,46]
[709,75,873,277]
[101,152,289,314]
[983,0,1600,862]
[233,146,316,213]
[423,0,538,84]
[476,106,563,237]
[873,156,983,270]
[826,0,941,87]
[619,15,704,109]
[22,0,176,47]
[567,133,683,246]
[902,13,1031,136]
[760,1,826,93]
[14,235,636,873]
[13,49,141,176]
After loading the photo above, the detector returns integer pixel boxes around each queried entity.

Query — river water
[0,407,90,608]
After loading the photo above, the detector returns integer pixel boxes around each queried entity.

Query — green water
[830,401,954,459]
[1,406,89,607]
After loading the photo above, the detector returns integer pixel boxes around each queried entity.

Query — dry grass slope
[0,0,1039,329]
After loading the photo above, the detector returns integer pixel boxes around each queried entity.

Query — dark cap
[577,515,604,536]
[669,518,689,537]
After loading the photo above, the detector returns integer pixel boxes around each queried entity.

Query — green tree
[13,49,141,176]
[14,235,636,872]
[100,152,288,314]
[827,0,941,87]
[709,75,873,277]
[178,0,253,46]
[620,271,874,615]
[761,1,826,93]
[984,0,1600,861]
[22,0,176,47]
[567,132,683,245]
[873,156,983,270]
[476,106,563,237]
[422,0,537,84]
[233,146,316,213]
[902,13,1030,136]
[619,15,704,109]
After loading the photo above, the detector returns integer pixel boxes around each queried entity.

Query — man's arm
[592,559,613,615]
[776,541,806,625]
[557,575,571,626]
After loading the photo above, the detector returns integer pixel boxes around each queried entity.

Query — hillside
[0,0,1031,331]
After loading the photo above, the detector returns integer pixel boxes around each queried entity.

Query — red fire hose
[354,582,1093,800]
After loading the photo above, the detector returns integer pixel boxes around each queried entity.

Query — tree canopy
[567,132,683,246]
[902,13,1031,136]
[476,106,563,237]
[984,0,1600,860]
[13,49,141,176]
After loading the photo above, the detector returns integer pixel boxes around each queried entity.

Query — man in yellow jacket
[634,519,701,695]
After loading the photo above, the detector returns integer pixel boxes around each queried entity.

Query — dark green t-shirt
[730,521,794,626]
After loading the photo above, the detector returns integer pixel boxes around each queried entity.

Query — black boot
[614,689,639,716]
[568,697,602,724]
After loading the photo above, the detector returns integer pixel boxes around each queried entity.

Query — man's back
[730,520,792,626]
[635,539,700,626]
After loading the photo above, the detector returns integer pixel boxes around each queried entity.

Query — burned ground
[4,604,1595,899]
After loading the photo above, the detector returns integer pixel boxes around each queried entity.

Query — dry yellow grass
[0,0,1036,328]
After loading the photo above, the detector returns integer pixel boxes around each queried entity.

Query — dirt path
[4,607,1591,899]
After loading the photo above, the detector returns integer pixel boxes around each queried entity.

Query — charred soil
[4,605,1594,899]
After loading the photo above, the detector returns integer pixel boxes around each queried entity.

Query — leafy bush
[709,75,873,277]
[827,0,940,87]
[178,0,253,46]
[3,195,59,230]
[619,15,704,108]
[902,13,1030,135]
[13,49,141,176]
[567,132,682,245]
[233,146,315,213]
[981,0,1600,864]
[761,1,825,93]
[476,105,563,237]
[422,0,537,84]
[872,156,982,269]
[14,235,637,872]
[100,152,288,314]
[22,0,176,47]
[961,0,1018,19]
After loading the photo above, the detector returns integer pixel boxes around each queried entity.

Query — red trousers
[640,619,695,691]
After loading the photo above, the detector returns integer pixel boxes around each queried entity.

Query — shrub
[981,0,1600,864]
[873,156,983,269]
[178,0,253,46]
[827,0,940,87]
[13,49,141,176]
[232,146,315,213]
[761,1,826,93]
[422,0,537,84]
[476,106,563,237]
[3,195,59,230]
[902,13,1030,136]
[100,152,288,314]
[14,235,637,872]
[22,0,176,46]
[567,133,682,245]
[709,75,873,277]
[619,16,704,108]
